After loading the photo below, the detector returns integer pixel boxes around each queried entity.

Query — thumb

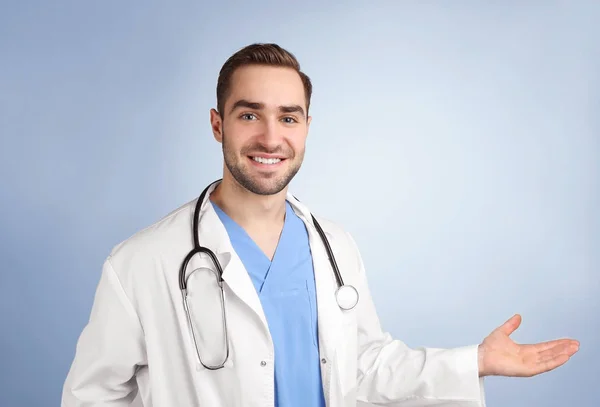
[496,313,522,336]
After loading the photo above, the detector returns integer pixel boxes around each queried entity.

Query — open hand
[478,314,579,377]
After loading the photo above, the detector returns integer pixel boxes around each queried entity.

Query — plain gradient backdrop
[1,1,598,406]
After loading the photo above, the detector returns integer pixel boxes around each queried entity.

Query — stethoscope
[179,180,359,370]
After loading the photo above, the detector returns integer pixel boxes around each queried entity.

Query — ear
[306,115,312,136]
[210,108,223,143]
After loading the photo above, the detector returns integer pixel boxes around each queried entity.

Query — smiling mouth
[250,156,284,165]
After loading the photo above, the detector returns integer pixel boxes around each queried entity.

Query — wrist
[477,344,488,377]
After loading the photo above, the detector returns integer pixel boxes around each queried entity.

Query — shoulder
[107,197,196,271]
[288,193,360,255]
[309,213,361,259]
[311,214,347,238]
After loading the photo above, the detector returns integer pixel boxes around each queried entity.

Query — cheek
[286,128,307,145]
[223,130,247,152]
[289,136,307,153]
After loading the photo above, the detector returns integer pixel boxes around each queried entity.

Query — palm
[479,314,579,377]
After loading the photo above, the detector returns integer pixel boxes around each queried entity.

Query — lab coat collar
[192,180,333,256]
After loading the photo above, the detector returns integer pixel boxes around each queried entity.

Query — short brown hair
[216,43,313,117]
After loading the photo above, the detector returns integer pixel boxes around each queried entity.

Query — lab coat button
[260,360,267,367]
[321,358,327,364]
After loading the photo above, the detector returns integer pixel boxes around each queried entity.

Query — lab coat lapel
[287,195,343,361]
[188,183,268,331]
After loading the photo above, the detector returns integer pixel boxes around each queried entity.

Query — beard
[222,131,304,196]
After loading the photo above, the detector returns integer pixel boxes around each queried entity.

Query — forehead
[226,65,306,109]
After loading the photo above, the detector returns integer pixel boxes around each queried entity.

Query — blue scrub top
[212,200,326,407]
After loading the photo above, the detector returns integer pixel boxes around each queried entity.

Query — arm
[346,232,486,407]
[62,257,147,406]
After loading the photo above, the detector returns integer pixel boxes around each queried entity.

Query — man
[62,43,579,407]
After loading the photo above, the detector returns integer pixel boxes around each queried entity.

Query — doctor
[62,43,579,407]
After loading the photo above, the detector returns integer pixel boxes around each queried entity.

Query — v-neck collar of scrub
[210,200,294,293]
[209,200,292,262]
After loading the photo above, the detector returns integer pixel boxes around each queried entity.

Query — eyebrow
[230,99,306,119]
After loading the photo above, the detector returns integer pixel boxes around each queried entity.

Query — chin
[240,175,290,196]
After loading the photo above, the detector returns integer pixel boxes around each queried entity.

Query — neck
[209,175,288,233]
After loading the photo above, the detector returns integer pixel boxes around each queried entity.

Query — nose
[257,118,283,151]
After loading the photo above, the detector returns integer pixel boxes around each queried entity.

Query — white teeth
[252,157,281,165]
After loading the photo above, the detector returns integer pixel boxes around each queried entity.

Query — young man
[62,43,579,407]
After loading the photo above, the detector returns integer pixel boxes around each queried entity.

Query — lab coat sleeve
[62,256,147,406]
[346,233,486,407]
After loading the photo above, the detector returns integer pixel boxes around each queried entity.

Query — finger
[523,338,579,353]
[537,342,580,359]
[496,314,522,336]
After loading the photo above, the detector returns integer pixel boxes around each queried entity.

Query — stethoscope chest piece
[335,284,359,310]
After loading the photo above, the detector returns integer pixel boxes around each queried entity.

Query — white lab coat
[62,182,487,407]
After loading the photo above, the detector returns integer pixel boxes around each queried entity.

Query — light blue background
[1,1,598,406]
